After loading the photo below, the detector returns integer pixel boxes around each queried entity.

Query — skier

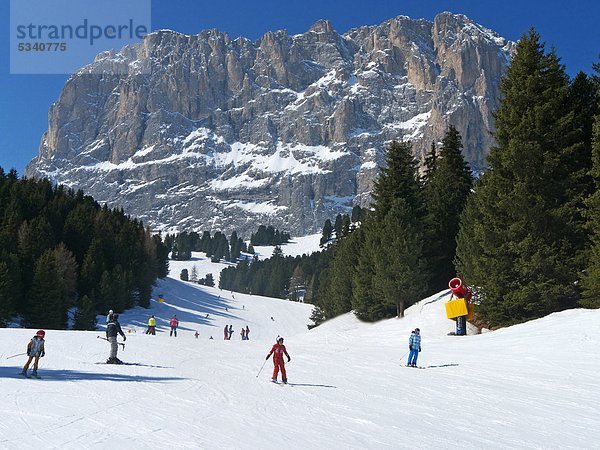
[106,309,114,324]
[146,315,156,335]
[266,337,291,383]
[407,328,421,367]
[21,330,45,378]
[241,328,246,340]
[224,324,229,340]
[228,324,233,340]
[245,325,250,340]
[194,331,199,339]
[106,314,126,364]
[169,315,179,337]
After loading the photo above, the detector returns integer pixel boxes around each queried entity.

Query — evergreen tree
[204,273,215,287]
[334,214,343,237]
[320,219,333,246]
[423,126,473,291]
[352,141,427,320]
[180,268,189,281]
[323,226,364,317]
[580,76,600,307]
[455,30,588,326]
[191,265,199,282]
[0,261,14,325]
[73,294,97,330]
[26,249,68,328]
[351,205,364,223]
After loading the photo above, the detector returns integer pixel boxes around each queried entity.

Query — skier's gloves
[41,351,45,357]
[419,347,421,352]
[287,356,291,362]
[27,350,31,356]
[265,355,270,360]
[123,336,126,341]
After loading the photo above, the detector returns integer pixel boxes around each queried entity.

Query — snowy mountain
[1,258,599,448]
[25,12,514,236]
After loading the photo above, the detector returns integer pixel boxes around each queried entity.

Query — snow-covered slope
[1,274,599,448]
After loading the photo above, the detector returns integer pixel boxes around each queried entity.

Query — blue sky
[1,0,598,174]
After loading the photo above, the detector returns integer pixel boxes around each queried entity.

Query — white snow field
[1,271,599,448]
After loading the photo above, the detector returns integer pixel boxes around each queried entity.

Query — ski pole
[6,352,27,360]
[97,335,125,349]
[256,359,268,378]
[399,350,409,362]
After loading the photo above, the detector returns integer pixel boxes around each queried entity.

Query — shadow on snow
[0,366,184,382]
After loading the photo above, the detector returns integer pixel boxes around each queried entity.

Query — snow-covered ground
[1,264,599,448]
[252,233,322,260]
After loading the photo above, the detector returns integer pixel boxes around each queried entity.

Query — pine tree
[204,273,215,287]
[352,141,428,320]
[580,83,600,307]
[324,226,364,317]
[73,295,97,330]
[455,29,588,326]
[0,261,14,326]
[423,126,473,291]
[26,250,68,329]
[320,219,333,246]
[180,268,189,281]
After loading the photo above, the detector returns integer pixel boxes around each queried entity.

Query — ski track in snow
[1,254,599,448]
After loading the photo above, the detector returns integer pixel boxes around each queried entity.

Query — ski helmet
[277,337,284,343]
[36,330,45,338]
[415,328,420,333]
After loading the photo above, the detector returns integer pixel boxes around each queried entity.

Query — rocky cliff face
[26,12,514,236]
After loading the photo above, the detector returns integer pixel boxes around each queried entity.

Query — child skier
[407,328,421,367]
[21,330,45,378]
[106,314,126,364]
[266,337,291,383]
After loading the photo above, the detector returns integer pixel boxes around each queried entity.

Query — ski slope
[1,269,599,448]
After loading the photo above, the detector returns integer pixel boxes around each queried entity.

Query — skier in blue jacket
[407,328,421,367]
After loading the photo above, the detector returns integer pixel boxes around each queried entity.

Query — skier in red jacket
[169,315,179,337]
[266,337,291,383]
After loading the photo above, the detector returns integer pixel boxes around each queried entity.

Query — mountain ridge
[26,12,514,236]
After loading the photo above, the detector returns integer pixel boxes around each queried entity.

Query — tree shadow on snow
[0,366,184,382]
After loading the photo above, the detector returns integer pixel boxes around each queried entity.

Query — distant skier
[169,315,179,337]
[241,328,246,340]
[106,314,126,364]
[266,337,291,383]
[21,330,45,378]
[224,325,229,340]
[228,325,233,340]
[146,315,156,335]
[194,331,199,339]
[407,328,421,367]
[106,309,114,324]
[245,325,250,340]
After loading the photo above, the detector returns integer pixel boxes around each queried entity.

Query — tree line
[0,172,169,330]
[166,224,292,263]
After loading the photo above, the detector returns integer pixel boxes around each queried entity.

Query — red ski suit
[268,343,289,381]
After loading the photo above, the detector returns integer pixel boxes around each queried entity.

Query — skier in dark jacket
[106,314,126,364]
[407,328,421,367]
